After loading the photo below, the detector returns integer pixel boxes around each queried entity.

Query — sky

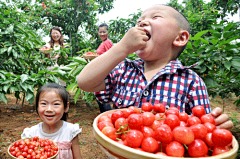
[98,0,239,24]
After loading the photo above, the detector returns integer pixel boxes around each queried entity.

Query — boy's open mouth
[146,32,151,40]
[144,28,151,41]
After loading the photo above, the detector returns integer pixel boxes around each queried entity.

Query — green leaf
[193,30,209,39]
[74,88,81,104]
[211,39,219,45]
[204,76,218,87]
[231,60,240,72]
[0,92,7,104]
[0,47,7,54]
[193,39,201,47]
[12,49,18,58]
[0,73,6,80]
[3,85,10,92]
[223,61,231,70]
[21,74,29,83]
[72,65,84,77]
[10,86,19,93]
[7,46,12,54]
[25,90,34,102]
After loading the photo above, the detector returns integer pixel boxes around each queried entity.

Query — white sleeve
[21,127,35,139]
[71,123,82,140]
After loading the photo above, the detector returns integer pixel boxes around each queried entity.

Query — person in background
[96,23,113,55]
[77,4,233,130]
[44,26,66,58]
[44,26,67,87]
[21,83,82,159]
[95,23,113,113]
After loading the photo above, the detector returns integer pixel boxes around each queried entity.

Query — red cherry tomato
[141,126,155,138]
[172,126,194,145]
[188,139,208,157]
[179,112,189,122]
[97,121,114,131]
[201,114,216,125]
[166,141,185,157]
[114,117,128,132]
[111,110,125,123]
[190,124,208,140]
[212,128,233,147]
[187,116,201,126]
[142,112,155,126]
[126,129,144,148]
[101,126,118,141]
[141,137,158,153]
[155,124,173,143]
[165,114,180,130]
[212,145,230,156]
[153,103,165,113]
[141,102,154,112]
[192,105,206,118]
[127,114,143,130]
[98,115,111,123]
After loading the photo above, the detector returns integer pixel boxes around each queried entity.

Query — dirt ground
[0,93,239,159]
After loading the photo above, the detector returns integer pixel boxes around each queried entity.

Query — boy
[78,5,232,129]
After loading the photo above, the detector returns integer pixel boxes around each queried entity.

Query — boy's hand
[118,27,149,55]
[211,107,233,130]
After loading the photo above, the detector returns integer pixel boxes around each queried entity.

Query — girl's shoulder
[63,121,82,138]
[21,123,42,139]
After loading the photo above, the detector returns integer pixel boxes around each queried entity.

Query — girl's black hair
[98,23,108,31]
[35,83,69,121]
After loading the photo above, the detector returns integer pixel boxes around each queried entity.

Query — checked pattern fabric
[95,59,211,114]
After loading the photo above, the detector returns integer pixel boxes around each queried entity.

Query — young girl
[21,83,82,159]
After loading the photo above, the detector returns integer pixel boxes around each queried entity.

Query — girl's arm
[71,135,82,159]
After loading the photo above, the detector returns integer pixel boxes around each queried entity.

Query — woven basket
[39,49,53,55]
[8,138,59,159]
[83,54,99,60]
[93,109,239,159]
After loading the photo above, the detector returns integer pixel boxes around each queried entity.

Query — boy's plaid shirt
[95,59,211,114]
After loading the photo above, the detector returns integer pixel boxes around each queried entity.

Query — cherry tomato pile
[85,52,97,55]
[97,103,234,157]
[40,47,51,50]
[8,136,58,159]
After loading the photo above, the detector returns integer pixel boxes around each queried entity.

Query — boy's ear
[65,102,70,113]
[173,30,189,47]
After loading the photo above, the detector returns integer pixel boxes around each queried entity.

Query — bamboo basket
[93,109,239,159]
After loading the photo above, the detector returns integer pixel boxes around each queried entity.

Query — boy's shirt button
[143,90,149,97]
[117,99,122,105]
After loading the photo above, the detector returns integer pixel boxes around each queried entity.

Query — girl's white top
[21,121,82,142]
[21,121,82,159]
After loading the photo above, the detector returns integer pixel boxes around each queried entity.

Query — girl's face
[51,29,61,42]
[38,90,69,127]
[98,27,108,42]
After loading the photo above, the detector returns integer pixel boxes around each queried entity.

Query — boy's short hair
[165,5,190,59]
[98,23,109,31]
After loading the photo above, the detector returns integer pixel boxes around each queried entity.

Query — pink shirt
[96,39,113,55]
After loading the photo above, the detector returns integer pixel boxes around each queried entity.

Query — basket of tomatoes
[39,47,53,54]
[93,103,239,159]
[8,136,59,159]
[82,52,99,60]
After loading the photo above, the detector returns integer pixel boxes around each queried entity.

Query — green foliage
[169,0,240,106]
[1,0,240,108]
